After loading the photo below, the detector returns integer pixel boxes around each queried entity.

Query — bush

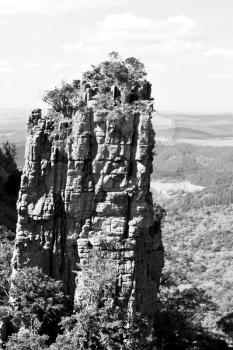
[0,226,14,304]
[5,327,49,350]
[10,267,69,340]
[0,142,17,173]
[0,141,21,230]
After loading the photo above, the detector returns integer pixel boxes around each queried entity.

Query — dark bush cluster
[0,142,21,230]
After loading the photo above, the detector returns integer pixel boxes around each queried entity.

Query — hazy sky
[0,0,233,112]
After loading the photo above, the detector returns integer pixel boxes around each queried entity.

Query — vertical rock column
[12,100,163,317]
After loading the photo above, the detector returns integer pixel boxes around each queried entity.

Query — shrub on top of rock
[43,52,152,120]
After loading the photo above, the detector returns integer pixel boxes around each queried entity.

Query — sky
[0,0,233,113]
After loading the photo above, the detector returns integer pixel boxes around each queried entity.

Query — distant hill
[158,126,215,139]
[158,112,233,122]
[154,112,233,139]
[153,142,233,183]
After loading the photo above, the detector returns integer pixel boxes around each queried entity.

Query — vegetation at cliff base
[1,251,155,349]
[1,244,231,349]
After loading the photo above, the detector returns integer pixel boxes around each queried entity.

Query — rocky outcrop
[12,77,163,317]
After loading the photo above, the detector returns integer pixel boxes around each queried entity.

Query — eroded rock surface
[12,81,163,316]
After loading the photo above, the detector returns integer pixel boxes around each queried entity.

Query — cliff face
[12,72,163,317]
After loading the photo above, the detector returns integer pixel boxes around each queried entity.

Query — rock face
[12,79,163,317]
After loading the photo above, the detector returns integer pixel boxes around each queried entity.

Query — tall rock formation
[12,56,163,317]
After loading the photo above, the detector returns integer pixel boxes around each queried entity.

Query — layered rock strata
[12,89,163,316]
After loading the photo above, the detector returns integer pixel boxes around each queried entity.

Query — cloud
[23,63,40,68]
[147,62,165,72]
[0,0,125,15]
[0,67,14,74]
[0,19,14,26]
[205,47,233,58]
[205,73,231,79]
[51,63,71,70]
[62,12,203,55]
[0,60,14,75]
[0,60,9,66]
[2,78,12,83]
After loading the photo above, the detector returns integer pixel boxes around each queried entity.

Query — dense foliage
[0,226,14,304]
[0,142,21,230]
[10,267,69,338]
[5,328,49,350]
[82,52,146,91]
[0,142,17,174]
[1,243,230,349]
[43,52,149,118]
[0,250,155,349]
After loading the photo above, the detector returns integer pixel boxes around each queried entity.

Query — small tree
[0,141,17,173]
[10,267,69,339]
[0,226,14,303]
[43,81,82,118]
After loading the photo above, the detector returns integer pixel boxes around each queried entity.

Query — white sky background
[0,0,233,112]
